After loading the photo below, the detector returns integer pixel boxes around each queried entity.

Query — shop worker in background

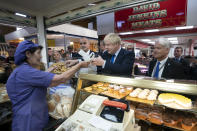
[67,45,80,60]
[173,46,190,79]
[91,33,135,77]
[66,37,97,65]
[6,40,89,131]
[147,38,185,79]
[98,40,106,56]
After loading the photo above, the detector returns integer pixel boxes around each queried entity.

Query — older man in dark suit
[92,33,135,77]
[147,38,185,80]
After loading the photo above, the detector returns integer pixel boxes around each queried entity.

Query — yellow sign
[47,39,55,47]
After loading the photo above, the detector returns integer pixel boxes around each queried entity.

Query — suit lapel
[149,60,157,76]
[162,58,170,78]
[114,48,123,64]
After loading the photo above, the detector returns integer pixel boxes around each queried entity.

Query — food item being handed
[158,93,192,109]
[51,62,67,74]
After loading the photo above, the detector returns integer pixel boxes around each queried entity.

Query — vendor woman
[6,40,89,131]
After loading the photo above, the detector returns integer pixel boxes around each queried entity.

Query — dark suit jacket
[191,65,197,80]
[98,48,135,77]
[172,57,190,79]
[147,58,186,79]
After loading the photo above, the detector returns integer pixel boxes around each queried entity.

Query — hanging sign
[115,0,187,32]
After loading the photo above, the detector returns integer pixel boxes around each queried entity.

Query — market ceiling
[0,0,163,27]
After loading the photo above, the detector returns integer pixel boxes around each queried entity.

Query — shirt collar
[176,56,181,61]
[86,50,90,54]
[114,47,121,56]
[157,57,168,65]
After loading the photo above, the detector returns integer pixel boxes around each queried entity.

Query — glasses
[80,42,87,45]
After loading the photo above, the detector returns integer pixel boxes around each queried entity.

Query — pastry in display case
[126,88,158,105]
[101,84,133,99]
[83,82,133,99]
[83,82,108,95]
[158,93,192,109]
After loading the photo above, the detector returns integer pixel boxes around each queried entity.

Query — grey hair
[104,33,121,45]
[156,38,171,48]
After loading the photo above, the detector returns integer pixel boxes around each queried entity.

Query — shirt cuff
[78,59,82,62]
[102,60,106,68]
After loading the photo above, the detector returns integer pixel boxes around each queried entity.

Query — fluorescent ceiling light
[88,3,96,6]
[15,13,26,17]
[19,38,24,40]
[17,27,22,30]
[168,37,177,41]
[176,26,193,30]
[144,29,159,33]
[148,41,155,44]
[119,32,133,35]
[141,39,151,42]
[170,41,178,44]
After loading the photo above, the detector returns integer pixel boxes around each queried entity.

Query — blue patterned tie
[110,55,115,64]
[154,62,160,78]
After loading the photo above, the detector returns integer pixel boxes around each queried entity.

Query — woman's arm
[50,61,88,87]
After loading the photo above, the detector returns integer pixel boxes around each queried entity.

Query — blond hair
[104,33,121,45]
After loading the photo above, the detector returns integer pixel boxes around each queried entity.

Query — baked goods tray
[154,100,197,114]
[82,87,105,95]
[100,91,131,99]
[126,96,155,105]
[136,118,185,131]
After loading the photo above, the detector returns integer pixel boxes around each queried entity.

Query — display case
[71,73,197,131]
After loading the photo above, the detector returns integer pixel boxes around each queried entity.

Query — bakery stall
[70,73,197,131]
[0,84,12,128]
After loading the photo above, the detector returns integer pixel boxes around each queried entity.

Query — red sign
[115,0,187,32]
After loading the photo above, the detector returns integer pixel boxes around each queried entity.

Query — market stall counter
[70,73,197,131]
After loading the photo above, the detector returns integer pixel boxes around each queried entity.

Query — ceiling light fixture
[88,3,96,6]
[170,41,178,44]
[15,13,26,17]
[176,26,194,30]
[168,37,177,41]
[144,29,159,33]
[141,39,151,42]
[119,32,133,35]
[148,41,155,44]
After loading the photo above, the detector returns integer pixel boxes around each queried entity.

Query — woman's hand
[65,60,79,67]
[47,66,57,72]
[79,61,90,68]
[91,56,104,66]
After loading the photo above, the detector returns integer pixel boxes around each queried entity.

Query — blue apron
[6,63,55,131]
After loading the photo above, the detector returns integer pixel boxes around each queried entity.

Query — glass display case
[71,73,197,131]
